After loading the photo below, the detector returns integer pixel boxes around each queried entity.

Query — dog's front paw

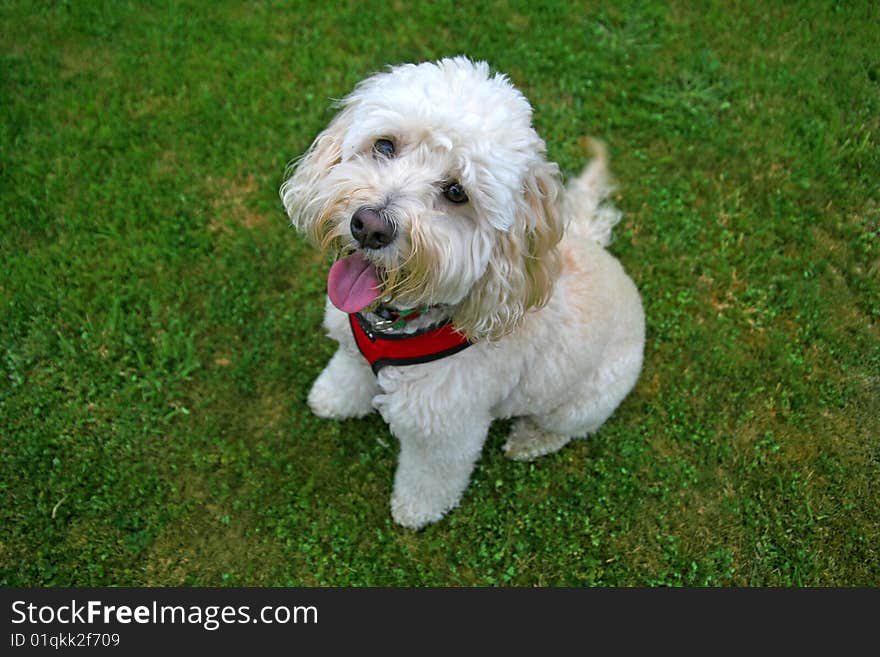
[390,490,452,530]
[307,375,373,419]
[306,348,378,420]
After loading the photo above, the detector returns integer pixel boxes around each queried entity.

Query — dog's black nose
[350,207,396,250]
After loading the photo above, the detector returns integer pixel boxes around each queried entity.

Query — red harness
[349,312,471,374]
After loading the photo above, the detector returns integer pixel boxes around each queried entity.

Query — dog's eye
[373,138,395,158]
[443,181,469,204]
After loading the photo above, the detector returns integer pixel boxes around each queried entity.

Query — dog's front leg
[377,389,490,529]
[391,423,490,529]
[307,346,379,419]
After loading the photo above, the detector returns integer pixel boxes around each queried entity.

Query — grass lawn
[1,0,877,586]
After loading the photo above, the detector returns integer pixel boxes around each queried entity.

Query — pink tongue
[327,252,380,313]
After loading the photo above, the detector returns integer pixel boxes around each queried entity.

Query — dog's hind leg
[503,418,572,461]
[509,341,643,458]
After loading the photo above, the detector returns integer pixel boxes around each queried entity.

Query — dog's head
[281,57,564,340]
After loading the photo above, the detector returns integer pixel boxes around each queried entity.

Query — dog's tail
[562,139,622,248]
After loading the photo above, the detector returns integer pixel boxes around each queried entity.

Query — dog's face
[281,57,564,339]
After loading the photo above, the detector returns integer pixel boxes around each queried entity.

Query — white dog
[281,57,645,529]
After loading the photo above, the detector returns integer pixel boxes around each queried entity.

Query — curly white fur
[281,57,645,529]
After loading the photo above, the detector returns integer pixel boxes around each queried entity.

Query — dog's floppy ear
[454,159,565,340]
[280,107,353,244]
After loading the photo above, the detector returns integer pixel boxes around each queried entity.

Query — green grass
[1,0,877,586]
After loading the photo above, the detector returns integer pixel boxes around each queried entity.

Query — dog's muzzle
[350,207,396,250]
